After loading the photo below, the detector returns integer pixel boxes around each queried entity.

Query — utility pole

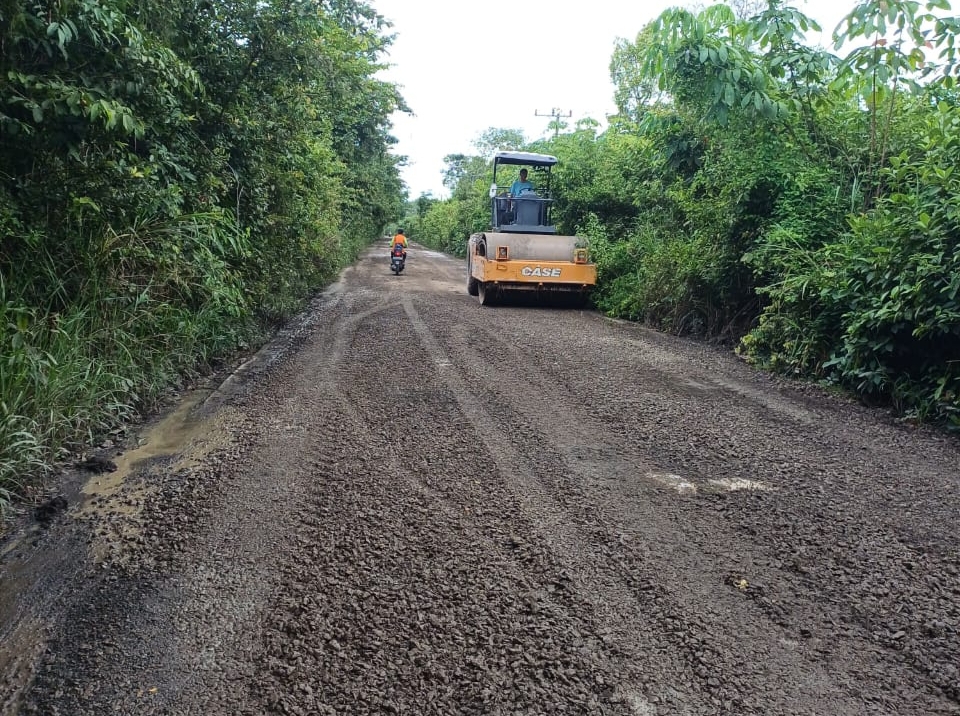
[535,107,572,138]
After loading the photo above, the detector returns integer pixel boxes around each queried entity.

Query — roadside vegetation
[0,0,407,514]
[412,0,960,432]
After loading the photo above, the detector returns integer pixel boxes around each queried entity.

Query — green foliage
[594,0,960,426]
[611,29,664,120]
[419,201,468,256]
[639,4,788,125]
[743,98,960,426]
[0,0,408,507]
[416,185,489,258]
[543,120,641,236]
[586,214,723,334]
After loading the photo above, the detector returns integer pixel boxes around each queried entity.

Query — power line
[534,107,572,138]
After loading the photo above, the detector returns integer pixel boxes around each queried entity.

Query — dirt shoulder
[2,241,959,715]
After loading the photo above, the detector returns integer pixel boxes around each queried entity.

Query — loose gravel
[2,243,959,716]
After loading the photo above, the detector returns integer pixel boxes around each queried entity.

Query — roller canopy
[492,151,558,167]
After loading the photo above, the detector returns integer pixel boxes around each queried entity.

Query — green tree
[0,0,409,510]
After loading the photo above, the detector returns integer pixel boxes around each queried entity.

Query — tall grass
[0,212,261,518]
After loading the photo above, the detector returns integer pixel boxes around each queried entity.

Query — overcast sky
[370,1,853,199]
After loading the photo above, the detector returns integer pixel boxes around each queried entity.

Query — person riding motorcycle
[391,229,408,260]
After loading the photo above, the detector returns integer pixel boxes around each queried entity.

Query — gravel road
[2,241,959,715]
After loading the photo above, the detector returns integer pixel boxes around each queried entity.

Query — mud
[2,241,959,715]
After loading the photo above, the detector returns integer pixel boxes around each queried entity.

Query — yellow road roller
[466,151,596,306]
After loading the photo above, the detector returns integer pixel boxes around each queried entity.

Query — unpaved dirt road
[2,241,959,715]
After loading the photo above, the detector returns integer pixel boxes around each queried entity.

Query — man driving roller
[509,168,534,197]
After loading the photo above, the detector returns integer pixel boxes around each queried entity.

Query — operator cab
[489,150,558,235]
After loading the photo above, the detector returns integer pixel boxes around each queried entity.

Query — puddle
[78,387,249,568]
[81,387,213,502]
[0,338,265,705]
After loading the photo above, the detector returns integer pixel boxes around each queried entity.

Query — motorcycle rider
[391,228,408,259]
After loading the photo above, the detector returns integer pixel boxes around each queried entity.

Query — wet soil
[2,242,959,715]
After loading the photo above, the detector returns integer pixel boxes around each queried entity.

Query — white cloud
[372,0,855,199]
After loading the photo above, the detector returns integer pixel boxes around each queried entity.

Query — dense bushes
[0,0,407,506]
[744,101,960,425]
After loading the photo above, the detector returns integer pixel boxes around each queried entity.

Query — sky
[370,0,853,199]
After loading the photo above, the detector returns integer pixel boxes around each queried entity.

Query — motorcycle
[390,244,406,275]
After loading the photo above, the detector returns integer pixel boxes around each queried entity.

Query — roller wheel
[478,282,496,306]
[467,266,479,296]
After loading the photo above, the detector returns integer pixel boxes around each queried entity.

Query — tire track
[419,306,860,714]
[398,293,680,715]
[253,294,641,715]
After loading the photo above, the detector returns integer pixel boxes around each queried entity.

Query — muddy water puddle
[81,387,214,506]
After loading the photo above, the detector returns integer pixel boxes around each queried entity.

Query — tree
[473,127,526,156]
[0,0,410,500]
